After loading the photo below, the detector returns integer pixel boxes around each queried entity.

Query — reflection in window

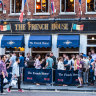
[87,0,96,12]
[11,0,22,13]
[61,0,74,12]
[36,0,48,13]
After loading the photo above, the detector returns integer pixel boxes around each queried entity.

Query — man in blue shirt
[45,54,54,69]
[19,53,25,81]
[19,53,25,67]
[89,55,94,85]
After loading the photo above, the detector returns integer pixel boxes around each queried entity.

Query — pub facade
[0,0,96,59]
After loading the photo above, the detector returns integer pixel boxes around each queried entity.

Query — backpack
[80,60,85,72]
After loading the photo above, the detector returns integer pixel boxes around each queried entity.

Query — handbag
[10,78,17,87]
[3,78,8,83]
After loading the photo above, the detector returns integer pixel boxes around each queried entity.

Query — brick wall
[0,0,96,20]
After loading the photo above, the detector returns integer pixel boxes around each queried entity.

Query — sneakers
[18,89,24,92]
[0,93,6,95]
[77,85,83,88]
[7,88,11,92]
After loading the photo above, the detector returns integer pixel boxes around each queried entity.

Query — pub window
[61,0,75,12]
[59,47,79,57]
[32,47,51,59]
[36,0,48,13]
[10,0,22,13]
[87,0,96,12]
[5,47,25,57]
[87,35,96,44]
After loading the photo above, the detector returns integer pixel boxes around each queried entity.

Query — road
[1,90,96,96]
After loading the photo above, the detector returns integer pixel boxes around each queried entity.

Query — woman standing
[74,54,80,71]
[34,54,42,69]
[57,57,65,70]
[34,54,42,85]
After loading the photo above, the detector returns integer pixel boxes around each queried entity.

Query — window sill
[85,12,96,15]
[33,13,50,16]
[8,13,25,16]
[59,12,76,15]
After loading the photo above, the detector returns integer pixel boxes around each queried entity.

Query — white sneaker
[0,93,6,95]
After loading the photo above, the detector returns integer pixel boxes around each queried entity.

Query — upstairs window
[36,0,48,13]
[87,0,96,12]
[10,0,22,13]
[61,0,75,13]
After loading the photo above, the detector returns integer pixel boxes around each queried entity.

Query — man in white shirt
[7,57,24,92]
[83,54,89,84]
[91,50,96,60]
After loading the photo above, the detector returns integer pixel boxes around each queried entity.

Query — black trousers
[0,75,3,93]
[9,76,21,90]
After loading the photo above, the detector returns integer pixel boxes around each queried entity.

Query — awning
[1,35,24,48]
[57,35,80,48]
[28,35,52,48]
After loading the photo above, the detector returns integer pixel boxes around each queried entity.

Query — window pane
[87,35,96,39]
[61,0,74,12]
[59,47,79,51]
[33,47,51,51]
[16,0,22,13]
[12,0,14,13]
[11,0,22,13]
[87,40,96,44]
[36,0,48,13]
[87,0,96,12]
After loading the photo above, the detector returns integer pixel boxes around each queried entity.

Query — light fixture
[70,0,74,2]
[92,37,95,40]
[42,0,46,3]
[36,5,41,9]
[4,22,7,25]
[37,0,40,2]
[87,0,91,3]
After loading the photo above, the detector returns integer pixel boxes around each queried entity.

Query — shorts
[78,71,83,78]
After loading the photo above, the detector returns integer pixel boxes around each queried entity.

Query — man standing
[9,52,16,68]
[0,55,8,94]
[83,54,89,84]
[7,57,23,92]
[45,54,54,69]
[77,55,84,88]
[50,52,56,69]
[19,53,25,81]
[50,52,56,83]
[89,56,94,85]
[91,50,96,60]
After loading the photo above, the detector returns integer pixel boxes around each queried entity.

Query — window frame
[34,0,50,15]
[86,0,96,14]
[87,35,96,45]
[10,0,24,15]
[60,0,76,15]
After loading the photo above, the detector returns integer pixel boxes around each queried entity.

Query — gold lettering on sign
[51,23,68,30]
[15,24,26,31]
[28,24,49,30]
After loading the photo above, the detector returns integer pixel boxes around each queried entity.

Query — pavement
[4,83,96,92]
[1,90,96,96]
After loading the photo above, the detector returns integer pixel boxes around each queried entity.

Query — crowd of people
[0,49,96,94]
